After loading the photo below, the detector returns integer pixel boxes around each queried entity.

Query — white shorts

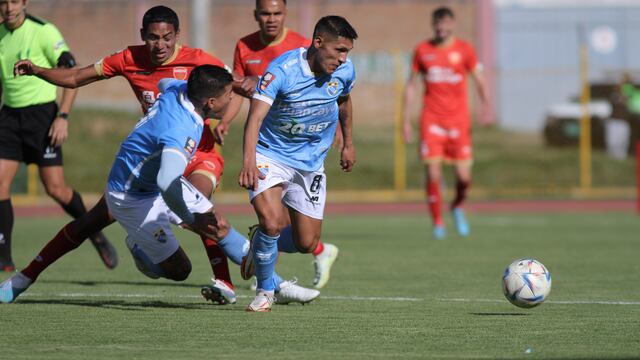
[105,178,213,264]
[249,153,326,220]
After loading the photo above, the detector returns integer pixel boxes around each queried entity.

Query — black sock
[0,199,14,263]
[60,191,87,219]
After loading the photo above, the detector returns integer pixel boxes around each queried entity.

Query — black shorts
[0,102,63,166]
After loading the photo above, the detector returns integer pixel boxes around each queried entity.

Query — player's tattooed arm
[338,94,356,172]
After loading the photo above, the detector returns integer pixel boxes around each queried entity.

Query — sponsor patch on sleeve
[184,137,196,155]
[259,72,275,91]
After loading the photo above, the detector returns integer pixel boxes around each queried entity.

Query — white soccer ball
[502,258,552,308]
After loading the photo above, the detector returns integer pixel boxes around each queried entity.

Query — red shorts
[419,115,472,163]
[183,149,225,189]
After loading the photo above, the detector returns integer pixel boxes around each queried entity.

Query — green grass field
[2,211,639,359]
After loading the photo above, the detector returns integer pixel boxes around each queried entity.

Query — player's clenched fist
[14,59,40,77]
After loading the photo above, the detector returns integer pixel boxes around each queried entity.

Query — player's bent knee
[160,248,192,281]
[164,261,191,281]
[295,236,320,254]
[259,219,281,237]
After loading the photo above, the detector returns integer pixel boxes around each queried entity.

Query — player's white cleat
[240,225,258,280]
[275,278,320,305]
[246,290,275,312]
[313,243,339,289]
[0,272,32,304]
[201,278,237,305]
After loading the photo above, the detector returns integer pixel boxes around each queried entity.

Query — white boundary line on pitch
[18,292,423,302]
[438,298,640,306]
[16,293,640,305]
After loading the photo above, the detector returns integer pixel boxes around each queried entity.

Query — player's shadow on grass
[17,299,243,311]
[469,312,530,316]
[42,279,202,288]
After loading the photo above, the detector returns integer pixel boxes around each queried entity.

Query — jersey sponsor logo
[425,66,462,84]
[279,120,331,137]
[327,80,340,96]
[259,72,275,91]
[448,51,462,65]
[173,67,188,80]
[246,59,262,64]
[184,137,197,155]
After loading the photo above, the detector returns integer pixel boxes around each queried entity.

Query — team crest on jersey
[173,67,188,80]
[327,80,340,96]
[154,228,167,243]
[448,51,461,65]
[184,137,196,155]
[260,72,275,91]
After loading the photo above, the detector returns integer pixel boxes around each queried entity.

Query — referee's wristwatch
[58,112,70,120]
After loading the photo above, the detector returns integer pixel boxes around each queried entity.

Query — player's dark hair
[187,65,233,104]
[142,6,180,33]
[312,15,358,41]
[432,6,454,21]
[255,0,286,8]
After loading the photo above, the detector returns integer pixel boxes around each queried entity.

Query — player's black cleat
[89,232,118,269]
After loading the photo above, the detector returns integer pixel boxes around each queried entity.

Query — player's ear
[313,35,323,49]
[140,28,146,42]
[253,9,259,22]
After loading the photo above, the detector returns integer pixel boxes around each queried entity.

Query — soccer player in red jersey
[403,7,488,240]
[231,0,339,290]
[8,6,280,305]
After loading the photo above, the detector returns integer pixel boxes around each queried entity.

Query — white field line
[438,298,640,306]
[16,292,640,305]
[18,292,423,302]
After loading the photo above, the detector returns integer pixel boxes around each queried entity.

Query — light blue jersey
[252,47,356,171]
[107,79,203,194]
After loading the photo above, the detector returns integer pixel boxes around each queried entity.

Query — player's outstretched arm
[338,95,356,172]
[238,98,271,190]
[402,71,419,144]
[14,60,103,88]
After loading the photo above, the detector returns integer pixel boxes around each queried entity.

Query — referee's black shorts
[0,102,64,167]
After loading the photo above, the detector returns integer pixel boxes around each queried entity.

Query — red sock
[22,223,84,282]
[426,180,443,225]
[200,236,233,288]
[312,241,325,256]
[451,180,471,209]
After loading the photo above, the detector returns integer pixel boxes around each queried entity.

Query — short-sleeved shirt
[233,28,309,77]
[252,47,356,171]
[0,15,70,108]
[107,79,204,194]
[411,38,479,127]
[94,44,226,152]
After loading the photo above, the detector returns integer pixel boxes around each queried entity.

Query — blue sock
[216,227,249,265]
[253,228,279,292]
[273,272,283,291]
[277,225,299,253]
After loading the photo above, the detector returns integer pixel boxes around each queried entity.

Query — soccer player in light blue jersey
[1,66,236,302]
[239,16,358,312]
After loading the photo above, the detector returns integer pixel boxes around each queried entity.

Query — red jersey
[95,44,226,152]
[233,28,309,77]
[412,38,479,126]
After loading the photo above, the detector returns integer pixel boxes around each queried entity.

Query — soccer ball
[502,258,552,308]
